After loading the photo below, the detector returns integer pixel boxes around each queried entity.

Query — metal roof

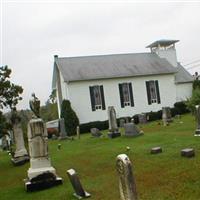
[146,39,179,48]
[55,52,177,83]
[175,63,194,84]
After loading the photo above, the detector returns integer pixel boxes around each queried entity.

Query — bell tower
[146,39,179,67]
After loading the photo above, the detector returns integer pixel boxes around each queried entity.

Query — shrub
[174,101,190,114]
[193,80,200,90]
[60,100,79,136]
[186,88,200,113]
[80,120,108,133]
[147,110,162,121]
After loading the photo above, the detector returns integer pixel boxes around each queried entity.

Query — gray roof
[54,53,177,83]
[146,39,179,48]
[175,63,194,84]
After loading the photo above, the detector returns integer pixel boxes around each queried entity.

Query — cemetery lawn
[1,114,200,200]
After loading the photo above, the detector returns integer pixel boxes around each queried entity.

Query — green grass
[1,114,200,200]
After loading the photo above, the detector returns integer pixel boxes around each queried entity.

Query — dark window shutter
[100,85,106,110]
[89,86,95,111]
[128,83,134,107]
[155,80,161,104]
[119,84,124,108]
[146,81,151,105]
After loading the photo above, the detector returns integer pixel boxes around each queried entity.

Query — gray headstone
[90,128,102,137]
[181,148,195,158]
[52,134,58,140]
[77,126,80,139]
[162,107,172,126]
[119,119,125,128]
[11,119,29,166]
[194,105,200,136]
[67,169,91,199]
[138,114,147,124]
[1,135,9,151]
[108,106,121,138]
[116,154,137,200]
[124,117,129,123]
[59,118,67,139]
[124,123,142,137]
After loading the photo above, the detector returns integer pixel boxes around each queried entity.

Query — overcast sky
[1,1,200,110]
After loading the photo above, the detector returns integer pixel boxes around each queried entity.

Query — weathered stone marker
[138,114,147,124]
[25,94,62,191]
[116,154,137,200]
[90,128,102,137]
[151,147,162,154]
[11,112,29,165]
[119,119,125,128]
[194,105,200,136]
[108,106,121,138]
[162,107,172,126]
[77,126,80,139]
[181,148,195,158]
[58,118,67,139]
[67,169,91,199]
[124,123,143,137]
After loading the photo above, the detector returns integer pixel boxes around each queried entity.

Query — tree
[186,80,200,113]
[0,65,23,110]
[60,100,79,136]
[0,65,23,137]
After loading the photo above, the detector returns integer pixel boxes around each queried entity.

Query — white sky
[1,1,200,110]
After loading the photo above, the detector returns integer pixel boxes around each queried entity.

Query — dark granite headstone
[181,148,195,158]
[67,169,91,199]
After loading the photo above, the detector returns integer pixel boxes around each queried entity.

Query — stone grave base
[194,129,200,136]
[25,171,62,192]
[181,148,195,158]
[73,191,91,199]
[125,131,144,137]
[151,147,162,154]
[108,131,121,138]
[11,155,29,166]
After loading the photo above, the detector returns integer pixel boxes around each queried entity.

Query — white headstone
[116,154,137,200]
[25,118,62,191]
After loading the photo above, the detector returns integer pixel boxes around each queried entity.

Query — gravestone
[181,148,195,158]
[119,119,125,128]
[138,114,147,124]
[77,126,80,139]
[194,105,200,136]
[151,147,162,154]
[11,112,29,165]
[58,118,67,139]
[125,117,129,123]
[1,134,9,151]
[25,94,62,191]
[67,169,91,199]
[52,134,58,140]
[162,107,172,126]
[107,106,121,138]
[116,154,137,200]
[90,128,102,137]
[124,123,143,137]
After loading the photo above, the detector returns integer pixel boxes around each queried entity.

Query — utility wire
[183,59,200,66]
[185,64,200,70]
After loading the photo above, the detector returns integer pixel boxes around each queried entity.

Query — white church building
[52,40,193,124]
